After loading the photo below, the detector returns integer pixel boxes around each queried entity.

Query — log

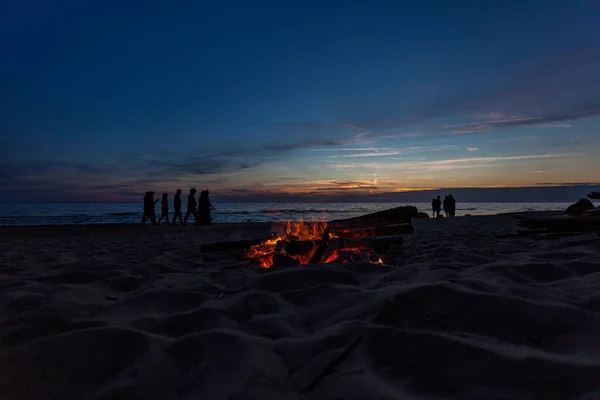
[309,228,331,264]
[588,191,600,200]
[328,206,418,230]
[333,223,414,238]
[200,237,273,252]
[353,234,404,253]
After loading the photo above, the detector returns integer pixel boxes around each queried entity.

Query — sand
[0,215,599,399]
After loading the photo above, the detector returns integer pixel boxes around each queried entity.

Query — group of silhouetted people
[431,194,456,218]
[141,188,214,226]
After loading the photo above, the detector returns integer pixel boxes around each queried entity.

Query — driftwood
[200,237,273,252]
[328,206,418,230]
[515,215,600,237]
[588,191,600,200]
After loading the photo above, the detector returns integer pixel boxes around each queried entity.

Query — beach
[1,214,599,399]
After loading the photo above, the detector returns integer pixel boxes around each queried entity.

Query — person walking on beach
[157,193,170,224]
[431,196,442,218]
[197,190,215,225]
[183,188,198,226]
[172,189,183,225]
[141,191,159,225]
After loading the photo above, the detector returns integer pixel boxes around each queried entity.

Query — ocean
[0,202,572,226]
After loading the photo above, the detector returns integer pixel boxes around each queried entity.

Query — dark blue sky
[1,0,599,201]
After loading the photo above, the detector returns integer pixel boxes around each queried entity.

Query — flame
[243,219,386,268]
[321,249,340,264]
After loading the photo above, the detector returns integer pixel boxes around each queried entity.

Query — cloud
[327,151,400,158]
[441,109,600,135]
[310,147,394,152]
[0,136,350,201]
[329,153,570,171]
[466,147,480,152]
[535,182,600,186]
[534,123,575,128]
[542,141,583,148]
[485,136,539,143]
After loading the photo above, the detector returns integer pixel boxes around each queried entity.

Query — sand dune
[0,216,599,399]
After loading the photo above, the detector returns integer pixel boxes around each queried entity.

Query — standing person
[172,189,183,225]
[157,193,170,224]
[197,190,215,225]
[448,194,456,217]
[432,196,441,218]
[183,188,197,226]
[141,191,159,225]
[443,195,450,217]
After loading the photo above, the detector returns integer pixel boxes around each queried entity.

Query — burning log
[309,228,331,264]
[200,237,274,253]
[333,223,414,238]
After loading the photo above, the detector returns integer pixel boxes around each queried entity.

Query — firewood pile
[513,193,599,238]
[200,206,418,268]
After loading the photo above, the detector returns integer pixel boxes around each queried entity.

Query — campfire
[199,206,419,268]
[242,220,392,268]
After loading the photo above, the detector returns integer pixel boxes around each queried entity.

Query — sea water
[0,202,572,226]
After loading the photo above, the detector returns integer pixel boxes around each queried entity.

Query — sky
[1,0,599,202]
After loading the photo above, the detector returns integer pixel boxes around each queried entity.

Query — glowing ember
[243,220,386,268]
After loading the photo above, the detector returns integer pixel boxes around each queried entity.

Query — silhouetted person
[172,189,183,225]
[183,188,197,226]
[443,195,450,217]
[157,193,170,224]
[431,196,442,218]
[141,191,159,225]
[197,190,215,225]
[448,194,456,217]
